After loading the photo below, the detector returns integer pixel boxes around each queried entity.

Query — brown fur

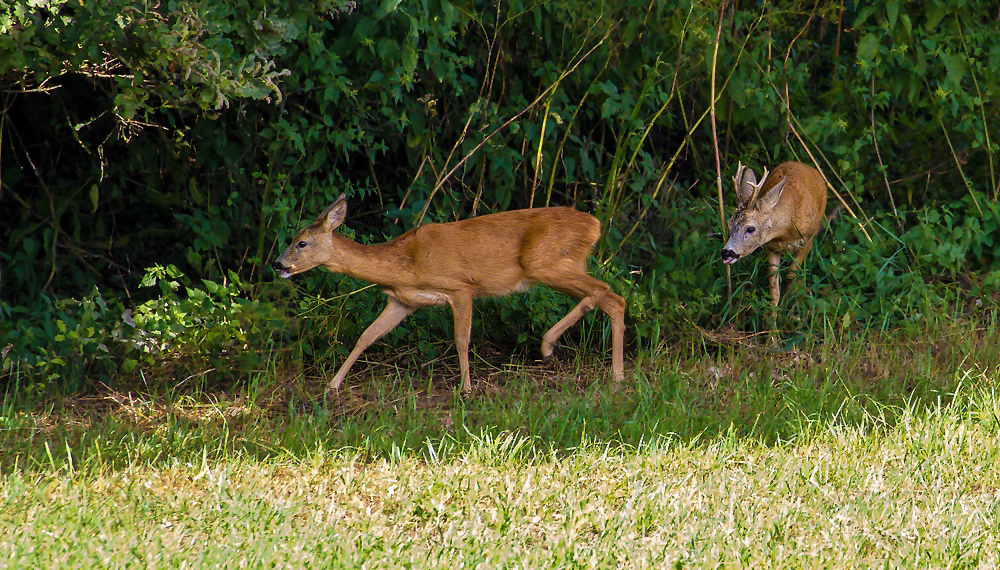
[721,161,827,306]
[273,195,625,395]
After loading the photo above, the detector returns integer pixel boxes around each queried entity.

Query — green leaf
[925,4,947,30]
[853,6,877,28]
[942,52,966,86]
[374,0,402,20]
[23,237,38,258]
[886,1,899,31]
[857,34,879,61]
[189,179,204,206]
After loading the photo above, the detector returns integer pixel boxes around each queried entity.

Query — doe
[273,195,625,395]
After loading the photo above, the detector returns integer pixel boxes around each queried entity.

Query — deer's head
[721,163,787,264]
[272,194,348,278]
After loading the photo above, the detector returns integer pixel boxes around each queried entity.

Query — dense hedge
[2,0,999,386]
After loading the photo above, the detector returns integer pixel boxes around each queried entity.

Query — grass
[3,315,1000,566]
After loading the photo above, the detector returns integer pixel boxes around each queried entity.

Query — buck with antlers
[721,161,827,306]
[272,195,625,395]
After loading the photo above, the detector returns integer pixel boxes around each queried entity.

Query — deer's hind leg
[447,293,475,396]
[781,239,816,304]
[537,271,625,383]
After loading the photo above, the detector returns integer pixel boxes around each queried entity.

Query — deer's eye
[745,226,756,235]
[297,241,308,249]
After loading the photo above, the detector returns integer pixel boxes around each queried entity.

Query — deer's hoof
[459,382,474,398]
[541,348,557,365]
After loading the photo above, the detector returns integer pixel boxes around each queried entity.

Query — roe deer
[272,195,625,395]
[721,161,827,306]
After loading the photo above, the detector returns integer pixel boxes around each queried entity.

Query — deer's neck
[324,233,414,287]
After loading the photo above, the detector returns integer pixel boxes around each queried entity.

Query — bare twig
[710,1,732,305]
[785,118,872,242]
[543,60,607,208]
[529,95,553,208]
[834,0,844,58]
[417,23,617,224]
[611,14,689,252]
[3,76,62,94]
[608,5,764,263]
[955,16,996,202]
[939,116,982,215]
[869,75,898,219]
[889,155,961,186]
[746,51,873,242]
[10,124,61,290]
[782,1,818,137]
[0,92,10,197]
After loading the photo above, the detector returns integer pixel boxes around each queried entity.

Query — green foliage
[1,288,121,392]
[3,0,1000,389]
[807,192,1000,324]
[126,265,289,385]
[1,266,289,392]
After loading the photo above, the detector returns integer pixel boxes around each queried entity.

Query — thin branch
[710,1,732,306]
[869,75,898,220]
[888,155,961,186]
[785,118,873,242]
[746,51,873,241]
[939,116,981,215]
[956,15,996,202]
[606,9,763,263]
[4,76,61,94]
[782,0,818,138]
[11,125,61,291]
[417,23,617,224]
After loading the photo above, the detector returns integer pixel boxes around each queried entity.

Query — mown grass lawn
[3,317,1000,567]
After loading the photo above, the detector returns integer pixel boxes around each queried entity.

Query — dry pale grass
[4,383,1000,567]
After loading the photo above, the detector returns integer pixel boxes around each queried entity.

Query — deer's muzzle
[721,248,741,264]
[272,260,293,279]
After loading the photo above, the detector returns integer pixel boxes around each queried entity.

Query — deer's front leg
[328,297,414,393]
[767,251,782,307]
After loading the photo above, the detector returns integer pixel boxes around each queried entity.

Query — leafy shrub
[4,0,1000,391]
[124,265,291,387]
[1,266,290,395]
[1,288,123,393]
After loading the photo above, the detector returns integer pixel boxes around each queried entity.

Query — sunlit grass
[2,316,1000,566]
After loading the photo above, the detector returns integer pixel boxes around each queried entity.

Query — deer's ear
[318,195,348,230]
[756,176,787,213]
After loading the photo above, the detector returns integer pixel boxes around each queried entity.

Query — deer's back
[393,207,600,298]
[766,161,827,251]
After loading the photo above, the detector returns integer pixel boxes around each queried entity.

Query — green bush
[1,267,290,393]
[2,288,123,393]
[3,0,1000,390]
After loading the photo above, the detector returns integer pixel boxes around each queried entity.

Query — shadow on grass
[3,315,999,472]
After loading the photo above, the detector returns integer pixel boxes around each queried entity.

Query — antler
[732,162,769,207]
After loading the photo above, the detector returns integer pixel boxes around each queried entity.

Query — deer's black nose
[272,261,287,272]
[721,249,739,262]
